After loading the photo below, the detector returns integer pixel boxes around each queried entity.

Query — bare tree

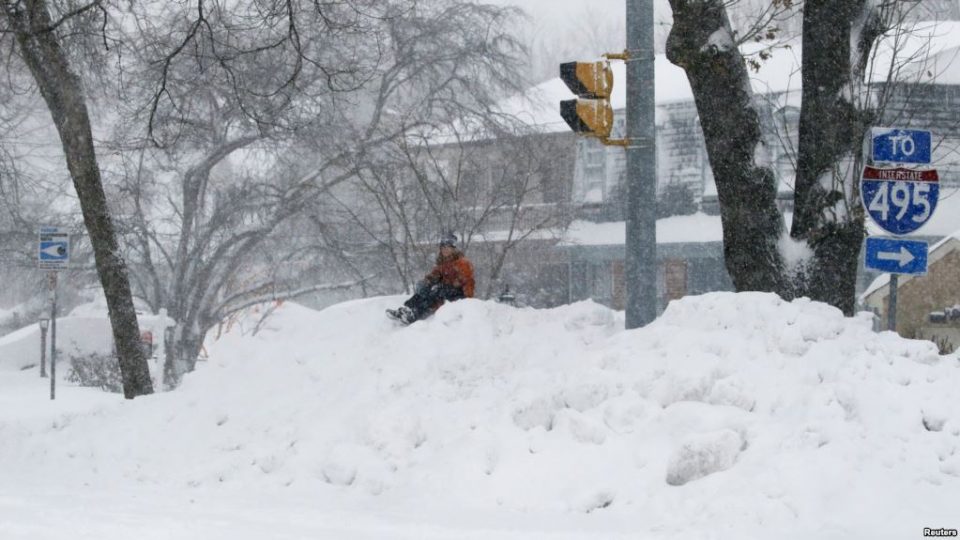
[95,0,525,385]
[0,0,153,398]
[340,123,569,298]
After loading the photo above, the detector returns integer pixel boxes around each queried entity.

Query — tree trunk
[3,0,153,398]
[665,0,791,297]
[791,0,879,315]
[665,0,885,315]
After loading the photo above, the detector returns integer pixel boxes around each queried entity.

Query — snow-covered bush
[66,351,122,393]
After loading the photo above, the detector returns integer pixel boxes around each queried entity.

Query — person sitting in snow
[387,233,475,325]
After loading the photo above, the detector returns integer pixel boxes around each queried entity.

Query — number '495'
[867,181,932,222]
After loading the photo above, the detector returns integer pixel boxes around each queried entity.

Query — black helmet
[439,232,458,248]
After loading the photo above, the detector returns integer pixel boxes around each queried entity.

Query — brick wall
[884,248,960,338]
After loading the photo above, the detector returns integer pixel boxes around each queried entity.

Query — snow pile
[0,317,115,371]
[2,292,959,538]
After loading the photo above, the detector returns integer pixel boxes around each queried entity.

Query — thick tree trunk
[792,0,879,315]
[665,0,791,296]
[3,0,153,398]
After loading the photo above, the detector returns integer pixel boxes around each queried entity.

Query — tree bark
[792,0,880,315]
[3,0,153,398]
[665,0,791,296]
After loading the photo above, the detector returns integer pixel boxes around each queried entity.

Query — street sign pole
[49,272,57,400]
[38,226,68,400]
[625,0,657,329]
[888,274,898,332]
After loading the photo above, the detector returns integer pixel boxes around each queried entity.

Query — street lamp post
[38,318,49,378]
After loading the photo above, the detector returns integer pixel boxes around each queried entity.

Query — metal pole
[50,272,58,400]
[887,274,898,332]
[625,0,657,329]
[39,325,47,378]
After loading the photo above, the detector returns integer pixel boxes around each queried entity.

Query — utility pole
[39,317,49,378]
[625,0,657,329]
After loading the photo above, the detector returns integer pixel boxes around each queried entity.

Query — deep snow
[1,293,959,539]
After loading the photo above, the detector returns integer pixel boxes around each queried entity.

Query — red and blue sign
[861,166,939,236]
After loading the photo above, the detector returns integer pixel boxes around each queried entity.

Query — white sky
[487,0,672,31]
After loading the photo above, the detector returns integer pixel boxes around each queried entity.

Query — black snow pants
[403,281,466,321]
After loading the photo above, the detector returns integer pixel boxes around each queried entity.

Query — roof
[559,213,724,247]
[869,20,960,85]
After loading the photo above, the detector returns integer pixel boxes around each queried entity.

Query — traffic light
[559,60,624,146]
[560,99,613,138]
[560,61,613,99]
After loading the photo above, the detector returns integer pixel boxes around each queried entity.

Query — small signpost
[38,226,69,400]
[862,128,937,332]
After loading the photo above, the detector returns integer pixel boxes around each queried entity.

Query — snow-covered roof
[870,20,960,85]
[559,212,724,247]
[701,175,796,198]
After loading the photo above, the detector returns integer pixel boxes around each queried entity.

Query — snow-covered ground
[2,293,959,539]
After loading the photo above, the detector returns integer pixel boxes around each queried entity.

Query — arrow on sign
[876,246,915,267]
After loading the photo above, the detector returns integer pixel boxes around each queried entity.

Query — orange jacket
[425,250,475,298]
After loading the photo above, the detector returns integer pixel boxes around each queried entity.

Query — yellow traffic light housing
[560,99,613,139]
[560,61,613,99]
[559,59,626,147]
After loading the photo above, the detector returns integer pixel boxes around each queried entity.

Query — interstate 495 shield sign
[861,166,939,235]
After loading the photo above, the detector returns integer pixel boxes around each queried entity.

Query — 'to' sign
[861,166,939,235]
[871,128,931,164]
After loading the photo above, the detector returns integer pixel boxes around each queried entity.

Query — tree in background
[342,125,571,299]
[98,0,526,385]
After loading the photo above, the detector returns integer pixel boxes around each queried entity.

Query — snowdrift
[2,292,959,538]
[0,317,116,371]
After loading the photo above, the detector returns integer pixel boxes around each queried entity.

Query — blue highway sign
[871,128,931,164]
[865,237,927,275]
[861,166,939,236]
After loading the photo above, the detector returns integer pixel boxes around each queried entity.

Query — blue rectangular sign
[865,237,927,275]
[871,128,931,164]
